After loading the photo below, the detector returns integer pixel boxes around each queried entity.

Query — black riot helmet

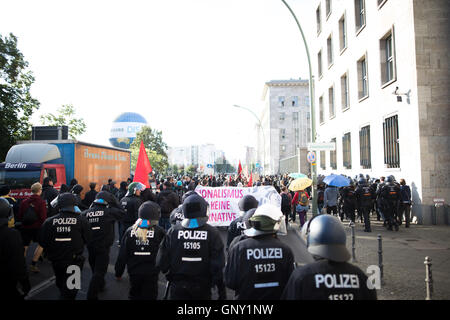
[358,177,367,186]
[58,193,78,213]
[0,198,13,224]
[137,201,161,228]
[301,214,350,262]
[182,190,197,203]
[181,194,209,229]
[238,195,259,212]
[386,175,396,183]
[93,191,114,206]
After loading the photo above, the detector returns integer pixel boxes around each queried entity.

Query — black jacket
[282,259,377,300]
[156,190,180,218]
[226,214,246,249]
[82,190,98,208]
[115,225,165,277]
[38,210,92,263]
[82,203,125,249]
[119,195,142,225]
[156,223,224,287]
[0,223,30,294]
[355,185,375,208]
[225,234,294,300]
[41,185,59,217]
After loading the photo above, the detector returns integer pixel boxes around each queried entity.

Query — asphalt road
[24,223,313,300]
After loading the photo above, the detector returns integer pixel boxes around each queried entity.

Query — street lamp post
[281,0,318,216]
[232,104,266,176]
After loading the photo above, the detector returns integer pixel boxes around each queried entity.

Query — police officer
[355,177,375,232]
[156,194,225,300]
[225,204,294,300]
[0,198,31,299]
[228,208,257,251]
[119,182,145,242]
[376,177,387,225]
[115,201,166,300]
[226,195,259,249]
[380,175,401,231]
[282,214,377,300]
[340,181,357,224]
[169,190,197,227]
[82,191,125,300]
[39,193,92,300]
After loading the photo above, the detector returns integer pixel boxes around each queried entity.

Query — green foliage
[0,33,40,161]
[40,104,87,139]
[130,125,169,173]
[185,165,197,176]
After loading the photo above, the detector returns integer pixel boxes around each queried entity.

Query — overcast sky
[1,0,314,163]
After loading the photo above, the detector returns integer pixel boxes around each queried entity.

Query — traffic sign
[307,151,316,164]
[307,142,336,151]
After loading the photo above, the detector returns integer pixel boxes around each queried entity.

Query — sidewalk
[290,212,450,300]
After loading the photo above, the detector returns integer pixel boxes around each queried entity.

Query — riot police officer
[380,176,401,231]
[0,198,31,299]
[119,182,145,241]
[39,193,92,300]
[82,191,125,300]
[228,208,257,251]
[282,214,377,300]
[355,177,375,232]
[227,195,259,249]
[115,201,166,300]
[225,204,294,300]
[340,182,357,224]
[156,194,225,300]
[169,190,197,227]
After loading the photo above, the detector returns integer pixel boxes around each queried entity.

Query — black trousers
[87,245,110,300]
[360,206,372,231]
[52,259,85,300]
[384,202,399,229]
[343,205,355,222]
[169,280,211,300]
[129,273,158,300]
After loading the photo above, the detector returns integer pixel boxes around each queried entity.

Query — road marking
[25,276,56,300]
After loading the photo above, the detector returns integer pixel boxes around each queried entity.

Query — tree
[0,33,40,161]
[40,104,87,139]
[186,165,197,177]
[130,126,169,173]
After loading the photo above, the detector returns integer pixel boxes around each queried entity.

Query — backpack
[281,193,291,212]
[298,192,309,207]
[22,203,38,226]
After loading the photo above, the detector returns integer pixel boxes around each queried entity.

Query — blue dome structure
[109,112,147,149]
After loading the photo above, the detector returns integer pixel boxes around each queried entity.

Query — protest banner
[195,185,281,227]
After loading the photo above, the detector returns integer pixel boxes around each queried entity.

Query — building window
[342,132,352,169]
[326,0,332,18]
[320,150,326,170]
[319,96,324,124]
[318,50,323,77]
[292,96,299,107]
[280,145,286,153]
[357,55,368,100]
[339,14,347,52]
[378,0,387,8]
[327,35,333,67]
[316,4,322,34]
[383,115,400,168]
[295,128,300,147]
[359,125,371,169]
[328,86,335,118]
[380,28,396,86]
[305,96,310,106]
[279,112,285,121]
[293,112,299,121]
[280,129,286,140]
[341,73,349,110]
[279,96,285,107]
[330,138,337,170]
[355,0,366,33]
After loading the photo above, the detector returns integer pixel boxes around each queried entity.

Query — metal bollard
[424,256,433,300]
[377,235,384,281]
[351,223,356,262]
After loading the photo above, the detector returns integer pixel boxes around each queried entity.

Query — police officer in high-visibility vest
[225,204,294,300]
[115,201,165,300]
[227,195,259,249]
[282,214,377,300]
[156,194,225,300]
[380,175,401,231]
[39,193,92,300]
[355,177,375,232]
[82,191,125,300]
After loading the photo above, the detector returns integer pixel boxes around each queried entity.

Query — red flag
[133,140,152,188]
[247,172,253,187]
[238,160,242,176]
